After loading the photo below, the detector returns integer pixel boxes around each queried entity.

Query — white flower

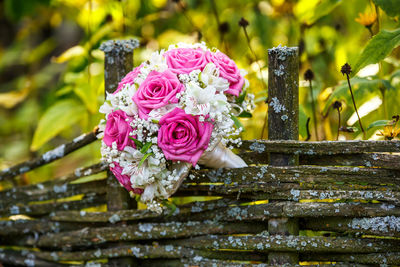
[200,63,229,92]
[99,101,113,115]
[100,84,138,116]
[147,50,168,73]
[141,182,169,202]
[148,104,177,121]
[183,81,228,117]
[168,42,209,52]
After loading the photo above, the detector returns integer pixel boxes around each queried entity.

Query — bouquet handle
[166,141,247,198]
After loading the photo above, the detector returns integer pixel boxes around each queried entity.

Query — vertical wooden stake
[267,45,299,265]
[100,39,139,266]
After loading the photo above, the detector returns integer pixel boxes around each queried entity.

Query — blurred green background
[0,0,399,187]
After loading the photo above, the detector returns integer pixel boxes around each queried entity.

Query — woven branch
[0,130,98,181]
[240,140,400,154]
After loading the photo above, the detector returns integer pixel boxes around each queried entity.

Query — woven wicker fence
[0,40,399,267]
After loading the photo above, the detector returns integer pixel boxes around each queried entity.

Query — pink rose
[164,48,208,74]
[110,162,144,194]
[206,51,244,96]
[114,64,143,94]
[103,110,135,151]
[158,108,213,166]
[132,70,184,119]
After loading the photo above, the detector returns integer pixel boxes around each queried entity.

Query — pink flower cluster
[100,44,247,196]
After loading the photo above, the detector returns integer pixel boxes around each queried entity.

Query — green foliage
[4,0,51,21]
[367,120,392,130]
[323,77,384,114]
[1,0,400,184]
[31,99,86,151]
[352,29,400,75]
[373,0,400,17]
[295,0,342,25]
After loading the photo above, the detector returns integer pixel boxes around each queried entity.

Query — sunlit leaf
[295,0,342,25]
[323,78,386,114]
[373,0,400,17]
[367,120,392,130]
[352,29,400,75]
[129,137,144,149]
[140,142,153,154]
[52,46,86,64]
[73,72,103,114]
[231,115,244,130]
[4,0,50,21]
[27,38,57,64]
[31,99,86,151]
[139,152,154,168]
[0,86,31,109]
[299,106,308,139]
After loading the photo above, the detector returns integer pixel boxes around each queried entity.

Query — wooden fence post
[267,45,299,265]
[100,39,139,266]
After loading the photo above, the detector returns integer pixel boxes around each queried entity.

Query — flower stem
[345,73,366,139]
[308,79,319,140]
[239,19,266,90]
[305,117,311,141]
[336,107,341,141]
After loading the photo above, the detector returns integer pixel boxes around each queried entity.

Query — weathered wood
[176,183,400,203]
[269,46,298,267]
[240,151,400,169]
[0,194,106,217]
[0,249,68,267]
[240,139,400,155]
[33,221,266,248]
[300,153,400,170]
[301,252,400,265]
[100,39,137,211]
[50,198,236,222]
[100,39,139,267]
[0,130,99,182]
[46,202,400,223]
[0,162,106,205]
[35,244,265,262]
[138,259,265,267]
[100,39,138,95]
[0,219,102,236]
[1,180,107,209]
[267,46,299,166]
[302,216,400,237]
[140,260,369,267]
[189,165,400,185]
[170,234,400,253]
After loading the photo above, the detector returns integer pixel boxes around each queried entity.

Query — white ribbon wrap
[166,141,247,197]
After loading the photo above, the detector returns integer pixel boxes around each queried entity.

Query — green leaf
[231,115,244,130]
[4,0,50,21]
[236,91,247,104]
[31,99,86,151]
[138,152,153,168]
[73,72,103,114]
[140,142,153,154]
[299,106,308,139]
[295,0,342,25]
[238,111,252,118]
[129,137,144,149]
[52,46,86,64]
[162,200,177,216]
[323,77,384,114]
[373,0,400,17]
[367,120,392,130]
[352,29,400,75]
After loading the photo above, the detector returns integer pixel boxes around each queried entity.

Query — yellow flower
[377,125,400,140]
[355,12,377,28]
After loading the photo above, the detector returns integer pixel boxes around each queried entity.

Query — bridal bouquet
[98,42,254,212]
